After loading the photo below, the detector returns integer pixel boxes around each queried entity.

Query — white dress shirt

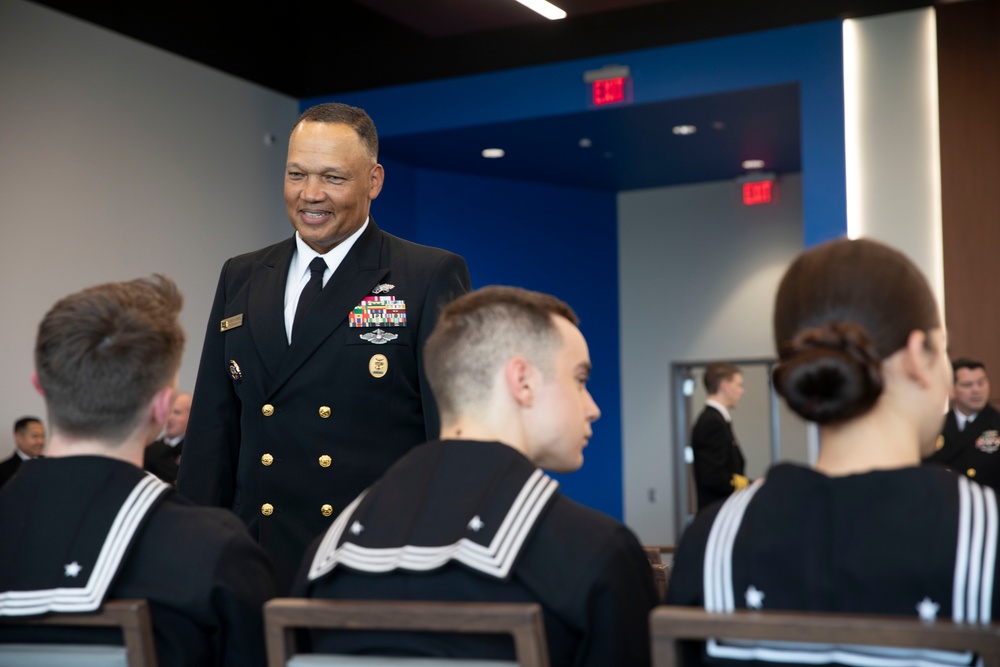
[283,219,369,343]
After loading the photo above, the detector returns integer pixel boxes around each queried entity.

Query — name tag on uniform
[220,314,244,332]
[348,297,406,328]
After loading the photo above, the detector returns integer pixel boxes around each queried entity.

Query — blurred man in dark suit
[925,358,1000,489]
[143,391,191,484]
[0,416,45,489]
[691,362,748,512]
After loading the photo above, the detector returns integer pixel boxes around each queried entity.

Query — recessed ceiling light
[672,125,697,135]
[482,148,505,159]
[579,138,592,148]
[742,159,766,170]
[513,0,567,20]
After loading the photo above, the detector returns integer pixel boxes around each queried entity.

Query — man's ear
[30,370,44,397]
[505,357,535,408]
[151,387,174,426]
[368,163,385,200]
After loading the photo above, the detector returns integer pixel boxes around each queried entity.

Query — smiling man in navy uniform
[178,102,471,592]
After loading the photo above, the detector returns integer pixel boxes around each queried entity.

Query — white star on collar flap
[350,521,364,535]
[468,515,484,532]
[64,561,83,578]
[744,585,765,609]
[916,596,940,621]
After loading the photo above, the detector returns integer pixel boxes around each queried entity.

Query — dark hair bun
[772,321,883,424]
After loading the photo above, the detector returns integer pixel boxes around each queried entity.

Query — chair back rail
[265,599,550,667]
[650,607,1000,667]
[0,599,157,667]
[651,563,669,601]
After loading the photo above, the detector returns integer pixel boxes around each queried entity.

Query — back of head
[772,238,939,424]
[295,102,379,160]
[424,286,578,424]
[34,275,185,445]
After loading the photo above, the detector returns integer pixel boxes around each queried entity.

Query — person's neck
[707,395,731,411]
[954,405,978,417]
[439,415,528,459]
[44,433,144,468]
[814,407,921,476]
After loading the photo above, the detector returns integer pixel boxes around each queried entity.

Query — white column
[843,8,945,316]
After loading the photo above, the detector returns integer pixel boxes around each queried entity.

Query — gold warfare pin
[369,354,388,378]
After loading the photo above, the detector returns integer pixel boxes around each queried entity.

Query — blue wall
[304,19,849,520]
[373,160,621,515]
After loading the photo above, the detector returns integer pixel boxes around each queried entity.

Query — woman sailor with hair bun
[666,238,998,667]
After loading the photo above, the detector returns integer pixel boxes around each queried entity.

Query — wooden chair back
[264,598,550,667]
[650,606,1000,667]
[642,545,677,564]
[650,564,669,601]
[0,599,157,667]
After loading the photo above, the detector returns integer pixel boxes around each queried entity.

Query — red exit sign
[743,180,775,206]
[592,77,628,106]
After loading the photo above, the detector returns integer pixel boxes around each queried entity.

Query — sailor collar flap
[308,441,559,581]
[0,464,170,617]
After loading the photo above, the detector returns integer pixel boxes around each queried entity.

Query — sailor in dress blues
[667,239,999,667]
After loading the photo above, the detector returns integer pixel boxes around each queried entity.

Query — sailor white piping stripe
[981,486,997,623]
[722,486,760,612]
[967,481,985,623]
[953,476,971,622]
[0,475,169,616]
[704,487,734,612]
[702,479,764,613]
[308,469,559,581]
[706,638,975,667]
[698,474,993,667]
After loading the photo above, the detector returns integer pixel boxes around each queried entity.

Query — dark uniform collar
[308,440,559,581]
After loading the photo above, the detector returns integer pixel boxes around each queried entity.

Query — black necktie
[292,257,327,341]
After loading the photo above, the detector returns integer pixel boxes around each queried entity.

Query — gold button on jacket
[968,468,977,478]
[261,503,274,516]
[318,455,332,468]
[261,453,273,466]
[262,404,274,416]
[320,504,334,517]
[318,406,331,419]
